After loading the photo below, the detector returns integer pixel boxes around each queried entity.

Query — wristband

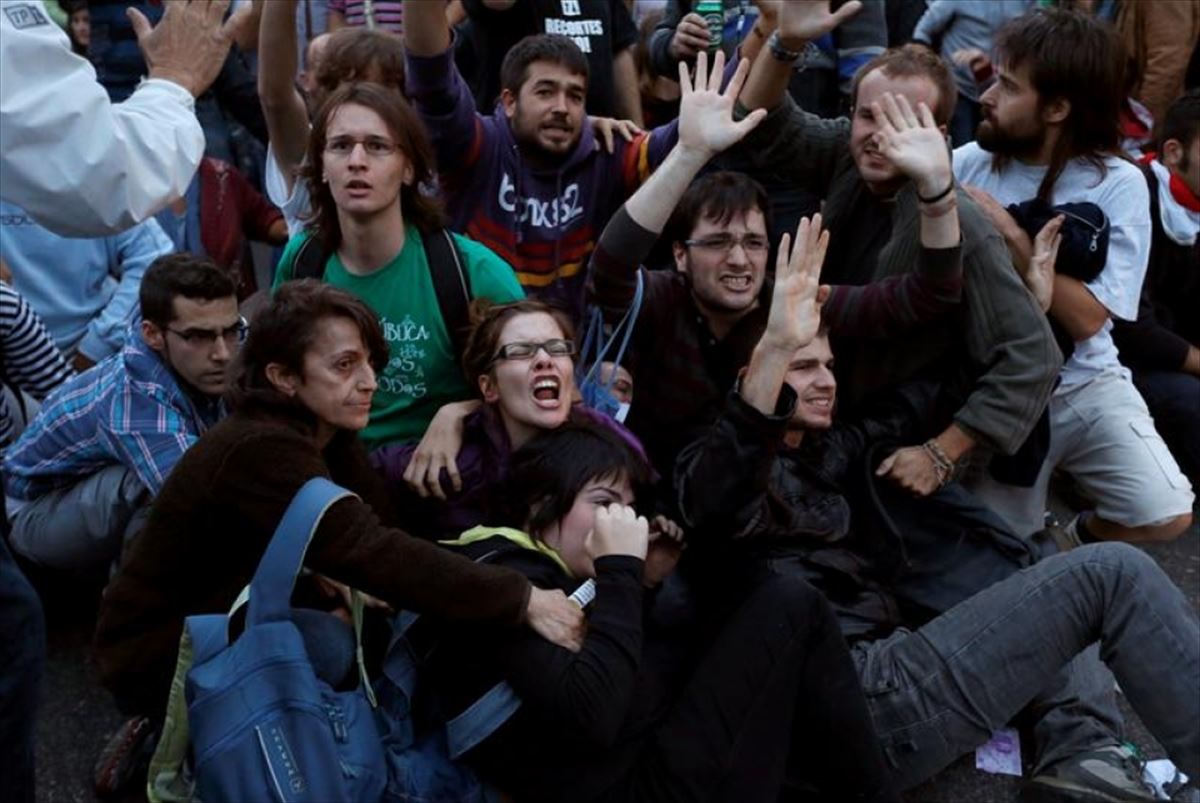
[919,196,958,219]
[917,181,955,205]
[768,30,808,65]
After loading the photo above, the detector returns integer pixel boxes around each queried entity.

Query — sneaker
[1166,781,1200,802]
[1023,745,1157,802]
[93,715,158,798]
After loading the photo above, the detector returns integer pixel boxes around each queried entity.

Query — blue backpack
[376,561,597,803]
[183,478,388,803]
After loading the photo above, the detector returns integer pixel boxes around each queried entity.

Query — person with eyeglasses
[587,49,965,478]
[4,255,241,578]
[372,298,656,542]
[272,82,525,451]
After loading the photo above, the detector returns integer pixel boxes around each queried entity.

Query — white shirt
[265,141,313,237]
[0,1,204,237]
[953,141,1151,388]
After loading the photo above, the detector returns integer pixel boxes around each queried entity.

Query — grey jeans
[851,543,1200,790]
[7,465,149,574]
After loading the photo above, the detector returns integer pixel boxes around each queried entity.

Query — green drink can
[695,0,723,53]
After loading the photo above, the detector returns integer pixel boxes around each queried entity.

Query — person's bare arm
[228,0,264,53]
[404,0,452,56]
[257,0,310,195]
[612,48,645,127]
[1049,275,1110,342]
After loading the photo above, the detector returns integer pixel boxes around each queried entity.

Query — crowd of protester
[1,1,1198,802]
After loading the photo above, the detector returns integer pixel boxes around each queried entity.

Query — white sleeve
[0,1,204,237]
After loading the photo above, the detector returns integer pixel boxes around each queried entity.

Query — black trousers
[603,573,899,803]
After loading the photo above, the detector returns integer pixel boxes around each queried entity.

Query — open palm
[871,92,951,190]
[764,214,831,353]
[677,50,766,159]
[776,0,863,43]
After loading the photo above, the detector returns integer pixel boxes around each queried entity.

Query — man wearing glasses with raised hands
[4,255,241,578]
[589,48,965,478]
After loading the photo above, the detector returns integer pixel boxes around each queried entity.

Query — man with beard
[403,0,678,320]
[733,1,1060,501]
[955,8,1194,545]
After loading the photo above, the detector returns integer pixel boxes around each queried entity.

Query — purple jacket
[370,404,651,540]
[405,38,677,320]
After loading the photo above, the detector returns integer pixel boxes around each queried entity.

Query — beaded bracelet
[921,439,955,488]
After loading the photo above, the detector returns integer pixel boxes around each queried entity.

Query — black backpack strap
[292,233,328,281]
[422,229,472,359]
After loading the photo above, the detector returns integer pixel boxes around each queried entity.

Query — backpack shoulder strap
[293,233,328,281]
[422,229,472,360]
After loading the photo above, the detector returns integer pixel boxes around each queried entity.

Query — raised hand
[761,214,831,354]
[1026,215,1064,312]
[676,50,768,161]
[777,0,863,48]
[870,92,952,198]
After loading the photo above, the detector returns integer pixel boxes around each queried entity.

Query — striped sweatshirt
[0,283,72,448]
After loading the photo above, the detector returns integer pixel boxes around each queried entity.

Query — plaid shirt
[3,324,224,502]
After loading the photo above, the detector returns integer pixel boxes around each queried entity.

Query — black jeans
[604,574,899,803]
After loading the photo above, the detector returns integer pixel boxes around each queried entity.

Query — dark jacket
[674,381,1035,641]
[94,403,531,717]
[734,99,1061,455]
[431,535,650,803]
[674,383,930,641]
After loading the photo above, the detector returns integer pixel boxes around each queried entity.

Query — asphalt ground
[32,518,1199,803]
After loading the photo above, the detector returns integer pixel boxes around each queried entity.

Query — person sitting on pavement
[954,7,1194,544]
[92,279,585,728]
[3,255,240,575]
[673,214,1200,803]
[431,419,900,803]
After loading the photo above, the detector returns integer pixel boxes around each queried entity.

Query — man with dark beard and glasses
[955,8,1194,548]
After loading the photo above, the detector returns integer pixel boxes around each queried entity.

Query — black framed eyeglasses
[490,339,576,363]
[683,233,770,254]
[165,317,248,348]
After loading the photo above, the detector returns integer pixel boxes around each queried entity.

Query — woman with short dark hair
[94,280,583,721]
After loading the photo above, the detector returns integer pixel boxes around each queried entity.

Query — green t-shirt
[274,226,524,448]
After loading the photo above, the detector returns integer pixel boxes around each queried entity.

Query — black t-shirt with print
[458,0,638,117]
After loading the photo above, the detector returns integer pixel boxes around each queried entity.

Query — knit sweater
[93,402,531,716]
